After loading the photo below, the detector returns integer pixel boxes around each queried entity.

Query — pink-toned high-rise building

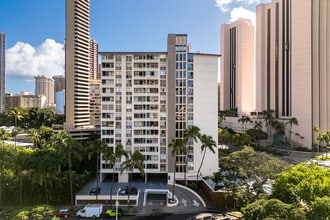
[220,18,255,115]
[255,0,330,148]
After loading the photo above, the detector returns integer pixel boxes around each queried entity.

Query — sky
[0,0,270,94]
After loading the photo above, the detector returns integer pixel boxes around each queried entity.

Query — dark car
[128,186,138,195]
[118,188,128,195]
[89,187,101,195]
[120,186,138,195]
[55,208,70,218]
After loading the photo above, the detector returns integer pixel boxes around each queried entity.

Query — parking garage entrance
[144,189,168,207]
[146,173,167,184]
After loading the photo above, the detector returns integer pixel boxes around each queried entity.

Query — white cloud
[215,0,271,13]
[215,0,235,12]
[230,6,256,26]
[6,39,64,79]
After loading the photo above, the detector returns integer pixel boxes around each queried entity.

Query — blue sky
[0,0,270,94]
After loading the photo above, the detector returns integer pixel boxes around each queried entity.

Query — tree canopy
[219,146,288,206]
[243,162,330,220]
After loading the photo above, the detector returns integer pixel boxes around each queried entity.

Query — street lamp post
[116,188,121,220]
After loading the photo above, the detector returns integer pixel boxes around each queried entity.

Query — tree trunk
[96,155,99,201]
[127,167,133,207]
[110,167,115,207]
[172,160,176,201]
[184,155,188,186]
[69,152,73,206]
[0,173,2,207]
[19,167,23,206]
[44,175,49,204]
[196,150,206,185]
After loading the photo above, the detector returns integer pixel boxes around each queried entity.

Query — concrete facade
[34,75,55,108]
[220,19,255,115]
[5,92,42,109]
[65,0,91,129]
[255,0,330,148]
[100,34,219,183]
[0,33,5,113]
[90,39,99,80]
[90,79,101,127]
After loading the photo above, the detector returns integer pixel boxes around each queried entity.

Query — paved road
[57,212,198,220]
[80,179,207,216]
[279,150,321,164]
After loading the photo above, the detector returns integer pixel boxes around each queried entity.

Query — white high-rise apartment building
[255,0,330,148]
[35,75,55,108]
[220,19,255,115]
[65,0,91,129]
[100,34,219,183]
[0,33,5,113]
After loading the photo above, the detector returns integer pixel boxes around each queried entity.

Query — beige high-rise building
[35,75,55,108]
[65,0,91,129]
[0,33,5,113]
[90,79,101,127]
[220,18,255,115]
[6,92,42,109]
[255,0,330,148]
[90,39,99,80]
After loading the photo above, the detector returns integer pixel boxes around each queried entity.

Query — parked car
[90,187,101,195]
[120,186,138,195]
[55,208,70,218]
[118,188,128,195]
[128,186,138,195]
[76,204,103,218]
[105,208,123,217]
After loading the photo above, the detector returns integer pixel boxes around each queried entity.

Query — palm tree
[90,138,109,200]
[313,126,330,158]
[120,151,145,207]
[7,107,24,149]
[0,129,11,142]
[103,144,127,207]
[238,116,252,133]
[285,117,298,146]
[196,134,216,185]
[262,110,275,146]
[169,138,186,201]
[0,129,10,207]
[183,125,201,185]
[28,128,41,149]
[50,131,80,206]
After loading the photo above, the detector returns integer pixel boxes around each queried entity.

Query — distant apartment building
[65,0,91,129]
[90,79,101,127]
[53,75,65,92]
[89,40,101,127]
[220,19,255,115]
[255,0,330,148]
[90,39,99,80]
[35,75,55,108]
[0,33,5,113]
[6,92,42,109]
[100,34,219,183]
